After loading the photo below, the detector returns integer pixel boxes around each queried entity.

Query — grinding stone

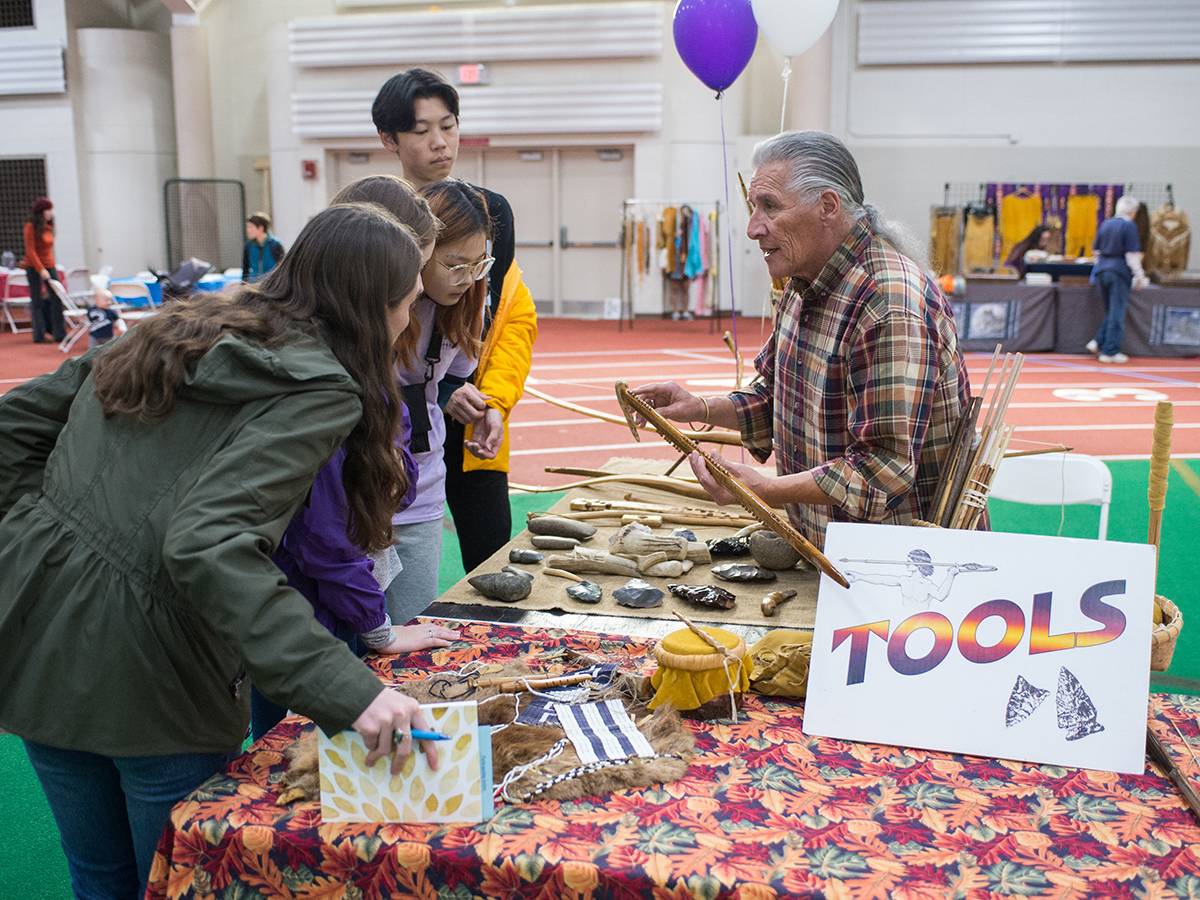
[749,530,804,570]
[509,548,544,564]
[531,535,579,550]
[527,515,597,542]
[467,571,532,603]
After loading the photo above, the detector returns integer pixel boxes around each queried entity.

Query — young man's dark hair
[371,68,460,137]
[247,213,271,232]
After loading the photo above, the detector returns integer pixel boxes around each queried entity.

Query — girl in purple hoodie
[251,177,458,739]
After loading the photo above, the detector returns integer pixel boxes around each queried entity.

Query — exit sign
[457,64,490,86]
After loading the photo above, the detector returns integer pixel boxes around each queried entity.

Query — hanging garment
[659,207,677,274]
[1065,193,1101,258]
[1148,207,1192,275]
[1135,203,1151,270]
[684,207,704,279]
[691,275,709,317]
[672,206,692,280]
[929,206,961,276]
[999,190,1043,262]
[962,207,997,273]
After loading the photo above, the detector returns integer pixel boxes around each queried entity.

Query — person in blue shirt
[242,212,286,282]
[1087,196,1148,364]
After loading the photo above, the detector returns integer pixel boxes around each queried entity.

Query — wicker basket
[1151,595,1183,672]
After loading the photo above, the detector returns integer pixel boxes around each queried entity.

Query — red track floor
[4,320,1199,489]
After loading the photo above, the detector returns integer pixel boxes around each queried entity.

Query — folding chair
[2,270,31,333]
[988,453,1112,540]
[48,280,91,353]
[109,281,155,308]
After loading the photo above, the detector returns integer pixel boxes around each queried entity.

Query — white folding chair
[65,267,93,304]
[48,280,91,352]
[109,281,154,308]
[2,270,31,333]
[989,453,1112,540]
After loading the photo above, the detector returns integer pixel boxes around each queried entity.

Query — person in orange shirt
[22,196,64,343]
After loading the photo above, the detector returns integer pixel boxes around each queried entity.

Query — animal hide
[278,660,691,807]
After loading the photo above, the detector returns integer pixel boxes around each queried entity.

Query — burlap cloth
[438,472,819,629]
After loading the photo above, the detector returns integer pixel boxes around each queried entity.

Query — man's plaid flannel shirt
[729,217,971,546]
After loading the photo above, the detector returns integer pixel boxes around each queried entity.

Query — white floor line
[530,371,1200,389]
[509,441,670,457]
[1098,453,1200,461]
[1015,422,1200,432]
[662,348,736,365]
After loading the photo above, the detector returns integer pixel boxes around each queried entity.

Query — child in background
[250,175,459,740]
[85,287,125,347]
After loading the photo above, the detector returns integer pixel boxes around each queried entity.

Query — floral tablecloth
[148,621,1200,899]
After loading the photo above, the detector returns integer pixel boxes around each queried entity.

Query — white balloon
[751,0,840,57]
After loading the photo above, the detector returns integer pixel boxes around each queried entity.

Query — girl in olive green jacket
[0,202,438,898]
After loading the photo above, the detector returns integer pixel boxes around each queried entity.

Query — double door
[331,146,634,316]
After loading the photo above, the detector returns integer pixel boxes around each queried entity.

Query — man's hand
[630,382,705,425]
[446,383,491,425]
[465,408,503,459]
[39,268,50,281]
[688,451,776,506]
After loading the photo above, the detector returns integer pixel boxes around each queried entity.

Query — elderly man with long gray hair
[634,130,971,546]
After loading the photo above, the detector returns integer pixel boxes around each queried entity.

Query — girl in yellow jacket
[443,258,538,571]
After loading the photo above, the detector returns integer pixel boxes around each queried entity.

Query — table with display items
[1055,284,1200,357]
[147,619,1200,899]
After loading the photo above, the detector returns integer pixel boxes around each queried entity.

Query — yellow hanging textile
[1064,193,1101,258]
[748,630,813,699]
[649,625,750,713]
[999,191,1043,262]
[929,207,961,276]
[962,211,996,273]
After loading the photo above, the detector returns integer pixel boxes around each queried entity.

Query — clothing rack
[619,199,723,332]
[943,182,988,208]
[1126,183,1176,210]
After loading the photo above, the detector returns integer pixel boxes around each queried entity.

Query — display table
[148,621,1200,899]
[1056,285,1200,357]
[434,477,819,634]
[957,281,1057,352]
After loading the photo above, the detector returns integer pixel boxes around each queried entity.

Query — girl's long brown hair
[396,178,490,366]
[92,202,423,551]
[331,174,441,248]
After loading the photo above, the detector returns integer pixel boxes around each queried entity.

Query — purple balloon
[673,0,759,94]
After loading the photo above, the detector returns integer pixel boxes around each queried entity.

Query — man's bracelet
[698,396,710,424]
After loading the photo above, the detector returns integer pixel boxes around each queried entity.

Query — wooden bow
[615,381,849,588]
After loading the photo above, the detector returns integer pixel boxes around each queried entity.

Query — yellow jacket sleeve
[476,263,538,418]
[463,260,538,473]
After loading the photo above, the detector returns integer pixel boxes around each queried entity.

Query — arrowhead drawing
[1005,675,1049,727]
[1055,667,1105,741]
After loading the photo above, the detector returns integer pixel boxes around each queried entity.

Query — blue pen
[394,728,450,742]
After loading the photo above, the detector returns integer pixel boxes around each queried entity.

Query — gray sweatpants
[384,518,444,624]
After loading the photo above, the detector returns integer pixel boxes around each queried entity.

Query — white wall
[829,0,1200,268]
[74,28,176,273]
[0,0,85,266]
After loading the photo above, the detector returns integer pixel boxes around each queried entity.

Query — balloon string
[718,92,744,464]
[779,58,792,132]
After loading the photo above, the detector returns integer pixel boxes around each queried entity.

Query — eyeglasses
[431,255,495,283]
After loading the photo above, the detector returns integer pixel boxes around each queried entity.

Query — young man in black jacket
[372,68,521,574]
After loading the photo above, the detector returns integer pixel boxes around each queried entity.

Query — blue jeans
[23,740,234,899]
[1094,270,1132,356]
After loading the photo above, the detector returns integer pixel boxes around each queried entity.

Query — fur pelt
[277,659,693,807]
